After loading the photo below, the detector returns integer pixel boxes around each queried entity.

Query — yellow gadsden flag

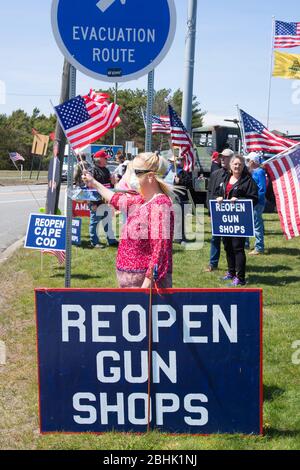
[273,50,300,79]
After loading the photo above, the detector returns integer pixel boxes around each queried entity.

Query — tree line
[0,88,205,170]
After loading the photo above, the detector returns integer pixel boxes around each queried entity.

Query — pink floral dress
[110,192,174,287]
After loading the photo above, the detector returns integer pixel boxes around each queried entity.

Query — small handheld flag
[53,92,121,152]
[168,105,195,172]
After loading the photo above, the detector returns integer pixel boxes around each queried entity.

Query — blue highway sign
[51,0,177,82]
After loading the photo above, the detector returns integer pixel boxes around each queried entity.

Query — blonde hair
[134,152,174,197]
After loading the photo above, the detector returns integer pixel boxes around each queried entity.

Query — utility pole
[181,0,198,133]
[54,59,70,214]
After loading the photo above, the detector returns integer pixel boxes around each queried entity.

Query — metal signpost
[65,65,76,288]
[145,70,155,152]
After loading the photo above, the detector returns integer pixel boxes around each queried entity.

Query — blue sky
[1,0,300,133]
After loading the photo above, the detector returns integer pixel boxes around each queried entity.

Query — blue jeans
[209,235,221,268]
[89,204,117,246]
[253,203,265,252]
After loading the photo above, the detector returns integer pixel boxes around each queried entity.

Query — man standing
[89,149,118,248]
[205,148,234,271]
[246,152,266,255]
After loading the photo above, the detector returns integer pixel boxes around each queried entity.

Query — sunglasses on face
[133,169,151,176]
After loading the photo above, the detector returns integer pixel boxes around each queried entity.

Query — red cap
[94,149,109,159]
[211,151,220,162]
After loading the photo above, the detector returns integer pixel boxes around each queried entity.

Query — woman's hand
[230,197,238,202]
[216,197,223,203]
[82,170,96,188]
[141,277,152,289]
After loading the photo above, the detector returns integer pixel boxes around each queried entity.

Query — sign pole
[113,82,118,146]
[145,70,155,152]
[181,0,198,133]
[65,65,76,288]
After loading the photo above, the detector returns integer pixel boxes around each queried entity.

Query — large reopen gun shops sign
[35,288,263,434]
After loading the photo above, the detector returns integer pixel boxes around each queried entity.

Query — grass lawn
[0,170,47,186]
[0,212,299,450]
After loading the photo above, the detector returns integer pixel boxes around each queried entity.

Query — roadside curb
[0,238,25,265]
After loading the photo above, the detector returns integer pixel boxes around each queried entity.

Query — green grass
[0,213,300,449]
[0,170,47,186]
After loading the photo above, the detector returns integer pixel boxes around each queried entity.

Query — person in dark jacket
[213,154,258,286]
[88,149,118,248]
[210,151,221,173]
[205,149,233,271]
[174,156,193,244]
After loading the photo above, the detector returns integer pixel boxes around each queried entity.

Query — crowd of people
[74,146,268,289]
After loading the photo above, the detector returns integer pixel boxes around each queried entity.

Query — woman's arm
[82,170,114,203]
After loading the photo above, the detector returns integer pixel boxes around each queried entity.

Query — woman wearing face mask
[83,152,174,288]
[214,154,258,286]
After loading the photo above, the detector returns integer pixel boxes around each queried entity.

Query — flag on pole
[168,104,195,171]
[272,50,300,80]
[43,250,66,265]
[274,21,300,48]
[141,109,171,134]
[84,89,121,129]
[53,93,121,151]
[239,109,298,154]
[84,89,110,104]
[9,152,25,162]
[263,146,300,239]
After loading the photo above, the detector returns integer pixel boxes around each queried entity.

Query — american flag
[54,94,121,151]
[141,109,170,134]
[85,89,110,104]
[152,115,170,134]
[9,152,25,162]
[274,21,300,48]
[43,250,66,265]
[84,89,121,129]
[168,104,195,171]
[240,109,298,154]
[263,146,300,239]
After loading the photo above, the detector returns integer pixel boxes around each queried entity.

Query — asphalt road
[0,184,66,253]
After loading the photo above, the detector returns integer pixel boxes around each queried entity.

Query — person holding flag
[83,152,175,288]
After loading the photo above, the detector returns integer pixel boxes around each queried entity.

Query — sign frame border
[35,287,263,436]
[24,213,67,251]
[209,199,256,238]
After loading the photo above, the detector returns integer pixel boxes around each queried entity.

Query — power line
[7,93,60,97]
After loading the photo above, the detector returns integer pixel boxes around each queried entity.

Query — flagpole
[267,16,276,128]
[236,105,247,155]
